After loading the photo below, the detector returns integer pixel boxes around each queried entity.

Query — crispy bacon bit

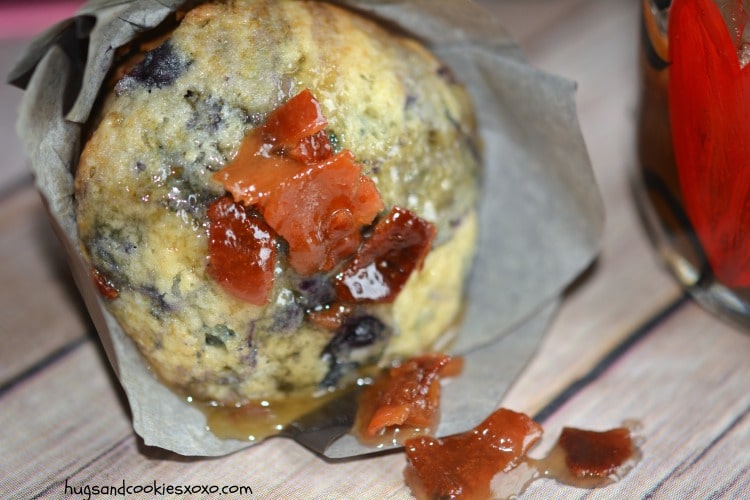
[404,408,543,500]
[211,130,305,207]
[558,427,635,478]
[357,354,463,438]
[206,196,277,305]
[262,150,383,275]
[92,268,119,300]
[212,89,334,207]
[213,89,384,277]
[306,302,354,331]
[288,130,333,164]
[262,88,328,150]
[334,206,436,303]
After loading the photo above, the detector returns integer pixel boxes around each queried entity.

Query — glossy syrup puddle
[200,389,342,442]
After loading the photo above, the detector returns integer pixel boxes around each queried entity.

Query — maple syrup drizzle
[200,390,341,442]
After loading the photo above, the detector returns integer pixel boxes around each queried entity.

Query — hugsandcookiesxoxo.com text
[64,479,253,498]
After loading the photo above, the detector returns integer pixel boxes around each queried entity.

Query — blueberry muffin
[75,0,480,405]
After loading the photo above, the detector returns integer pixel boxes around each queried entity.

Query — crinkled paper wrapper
[9,0,604,456]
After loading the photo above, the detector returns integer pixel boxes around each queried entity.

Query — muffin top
[74,0,480,403]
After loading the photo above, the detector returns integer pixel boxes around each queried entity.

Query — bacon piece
[334,206,436,303]
[558,427,635,478]
[206,196,277,305]
[213,90,383,277]
[262,88,327,149]
[92,268,119,300]
[357,354,463,437]
[262,150,383,275]
[212,129,305,207]
[404,408,543,500]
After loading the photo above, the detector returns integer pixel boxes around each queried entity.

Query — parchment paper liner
[9,0,604,456]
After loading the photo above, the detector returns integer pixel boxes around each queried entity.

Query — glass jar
[635,0,750,328]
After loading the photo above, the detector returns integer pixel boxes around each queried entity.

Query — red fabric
[669,0,750,287]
